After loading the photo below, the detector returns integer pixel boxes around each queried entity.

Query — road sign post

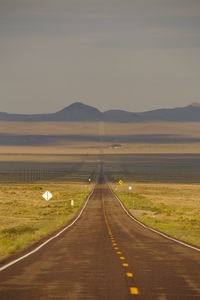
[43,191,53,201]
[42,191,53,214]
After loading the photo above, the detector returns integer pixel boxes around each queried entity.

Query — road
[0,173,200,299]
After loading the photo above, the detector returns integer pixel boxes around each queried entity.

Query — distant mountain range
[1,102,200,122]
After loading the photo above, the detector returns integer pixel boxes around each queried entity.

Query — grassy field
[111,182,200,247]
[103,121,200,138]
[0,153,99,183]
[1,143,200,156]
[1,121,200,138]
[1,119,200,258]
[0,121,101,136]
[0,182,92,261]
[104,153,200,183]
[1,121,200,154]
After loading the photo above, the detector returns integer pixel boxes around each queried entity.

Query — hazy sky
[0,0,200,113]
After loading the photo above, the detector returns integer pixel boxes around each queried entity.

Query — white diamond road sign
[43,191,53,201]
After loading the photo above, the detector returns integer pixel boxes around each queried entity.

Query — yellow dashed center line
[102,191,139,296]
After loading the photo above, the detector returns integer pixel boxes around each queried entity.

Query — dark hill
[54,102,102,121]
[0,102,103,122]
[104,103,200,122]
[138,105,200,122]
[1,102,200,122]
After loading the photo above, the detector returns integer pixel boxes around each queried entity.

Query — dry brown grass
[1,121,200,156]
[104,122,200,138]
[0,143,100,157]
[1,141,200,157]
[112,182,200,246]
[0,182,92,261]
[103,143,200,154]
[1,121,200,137]
[0,121,100,135]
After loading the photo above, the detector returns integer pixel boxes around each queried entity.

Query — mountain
[0,102,102,122]
[104,103,200,122]
[54,102,102,121]
[1,102,200,122]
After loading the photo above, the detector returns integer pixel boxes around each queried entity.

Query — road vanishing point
[0,166,200,299]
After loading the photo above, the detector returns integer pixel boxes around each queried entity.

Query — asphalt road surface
[0,174,200,299]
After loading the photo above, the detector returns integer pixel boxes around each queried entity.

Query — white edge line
[107,183,200,253]
[0,185,96,272]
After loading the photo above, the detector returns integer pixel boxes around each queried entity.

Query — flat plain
[1,120,200,154]
[0,152,98,261]
[111,181,200,247]
[0,180,94,261]
[1,120,200,260]
[105,153,200,247]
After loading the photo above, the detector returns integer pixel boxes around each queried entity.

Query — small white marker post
[88,178,91,182]
[42,191,53,201]
[129,186,132,191]
[71,200,74,207]
[42,191,53,214]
